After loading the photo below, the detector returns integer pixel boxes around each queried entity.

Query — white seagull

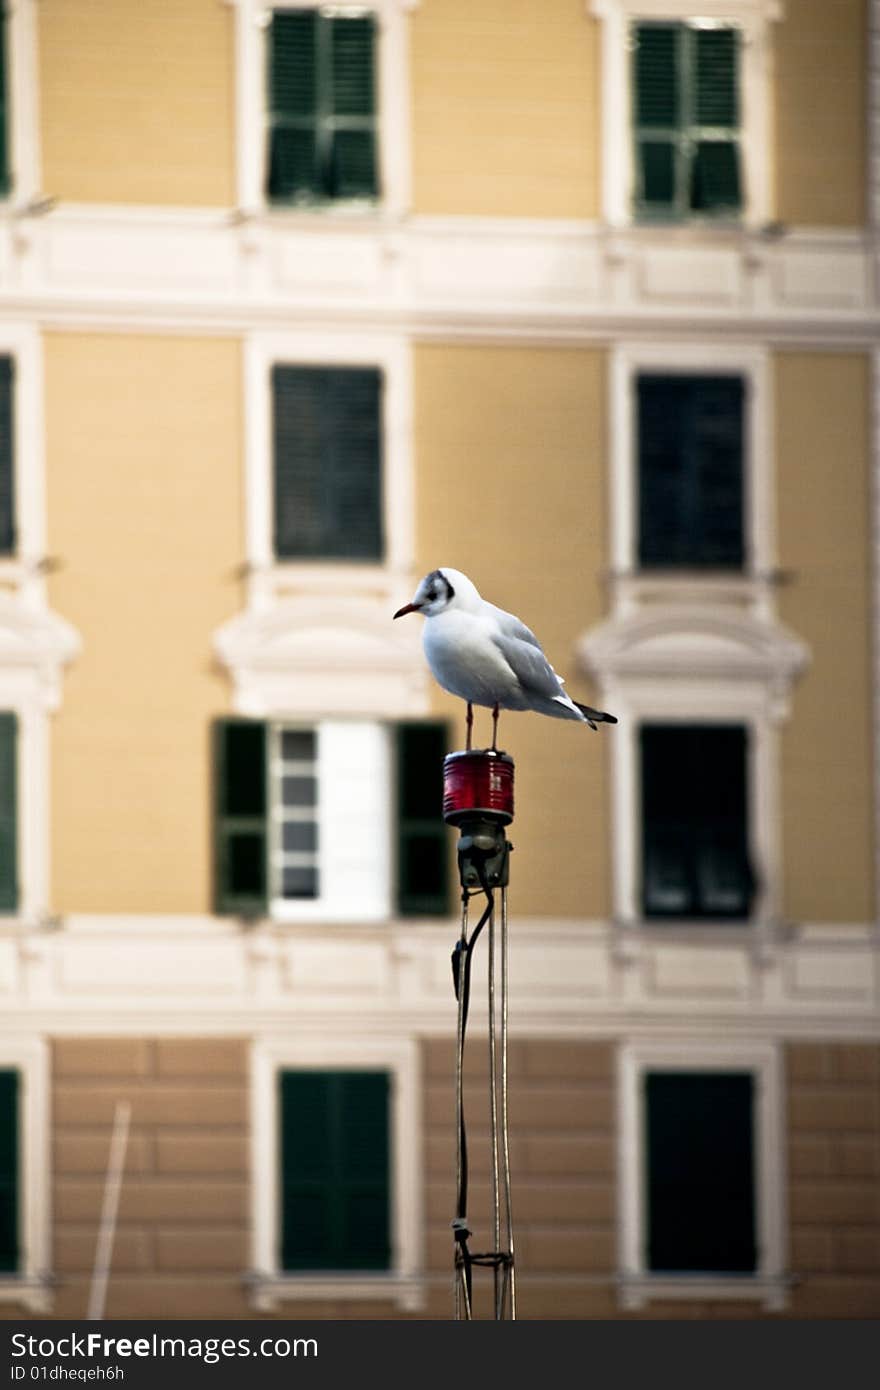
[393,567,617,750]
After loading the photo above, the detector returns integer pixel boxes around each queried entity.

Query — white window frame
[609,342,774,601]
[1,0,41,210]
[611,689,780,929]
[267,717,393,924]
[245,331,414,608]
[233,0,418,219]
[249,1033,424,1312]
[617,1038,788,1311]
[0,326,78,925]
[0,1038,51,1313]
[0,323,48,601]
[590,0,783,227]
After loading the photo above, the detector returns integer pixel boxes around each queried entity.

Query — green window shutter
[640,724,753,921]
[633,21,741,220]
[691,140,741,213]
[0,713,17,913]
[0,358,15,556]
[0,1070,18,1273]
[638,374,744,569]
[213,719,268,915]
[396,722,449,917]
[646,1071,756,1273]
[328,15,377,198]
[267,9,377,204]
[267,10,320,202]
[281,1070,390,1271]
[0,9,9,197]
[634,24,678,127]
[633,23,679,215]
[695,27,739,127]
[272,365,383,562]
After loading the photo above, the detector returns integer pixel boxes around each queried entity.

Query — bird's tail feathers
[574,701,618,731]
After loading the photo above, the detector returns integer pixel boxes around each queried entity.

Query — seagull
[393,567,617,750]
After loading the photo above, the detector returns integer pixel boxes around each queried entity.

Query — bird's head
[393,567,479,620]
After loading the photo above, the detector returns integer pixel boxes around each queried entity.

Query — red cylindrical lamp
[443,750,515,827]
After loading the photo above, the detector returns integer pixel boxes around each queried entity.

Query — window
[607,344,769,587]
[214,718,448,921]
[267,8,378,206]
[0,14,8,198]
[0,1071,17,1273]
[270,727,320,900]
[0,1041,50,1312]
[0,712,17,914]
[590,1,780,227]
[641,724,753,920]
[633,21,741,220]
[646,1070,755,1272]
[395,723,448,916]
[0,358,15,556]
[618,1041,787,1310]
[235,0,412,216]
[280,1070,389,1271]
[272,364,383,562]
[637,374,744,569]
[250,1035,422,1311]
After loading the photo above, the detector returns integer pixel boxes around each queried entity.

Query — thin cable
[500,884,516,1319]
[451,873,494,1318]
[487,897,501,1318]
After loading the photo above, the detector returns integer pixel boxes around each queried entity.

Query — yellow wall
[410,0,600,218]
[45,334,244,914]
[776,352,873,922]
[414,343,610,918]
[774,0,866,226]
[38,0,235,206]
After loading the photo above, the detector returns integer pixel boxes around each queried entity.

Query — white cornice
[577,604,809,689]
[1,917,877,1038]
[0,596,80,710]
[214,594,429,718]
[590,0,783,18]
[0,210,875,343]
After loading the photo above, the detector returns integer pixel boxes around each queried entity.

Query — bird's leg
[491,703,499,752]
[465,702,473,752]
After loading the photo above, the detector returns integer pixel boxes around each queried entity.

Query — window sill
[0,1277,54,1314]
[605,569,784,612]
[246,1272,425,1314]
[259,560,400,600]
[618,1273,791,1313]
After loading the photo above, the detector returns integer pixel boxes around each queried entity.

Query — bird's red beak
[393,602,419,620]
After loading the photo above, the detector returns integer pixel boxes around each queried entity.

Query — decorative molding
[0,209,875,342]
[617,1038,787,1312]
[578,605,808,692]
[215,595,428,719]
[0,596,80,712]
[249,1032,423,1312]
[0,917,877,1038]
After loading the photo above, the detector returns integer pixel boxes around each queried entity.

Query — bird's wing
[489,621,566,700]
[485,603,545,652]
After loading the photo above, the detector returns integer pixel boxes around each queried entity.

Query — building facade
[0,0,877,1318]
